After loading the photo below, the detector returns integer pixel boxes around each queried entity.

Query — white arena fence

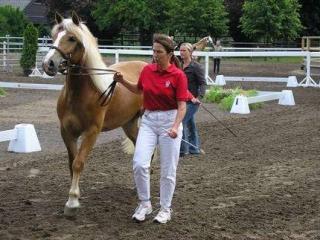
[88,49,320,87]
[0,36,51,72]
[0,36,320,87]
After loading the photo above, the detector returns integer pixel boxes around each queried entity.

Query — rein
[62,64,118,76]
[51,46,118,106]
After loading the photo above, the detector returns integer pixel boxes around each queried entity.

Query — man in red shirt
[114,33,196,224]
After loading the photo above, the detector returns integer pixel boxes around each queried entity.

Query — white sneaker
[132,202,152,222]
[153,208,172,224]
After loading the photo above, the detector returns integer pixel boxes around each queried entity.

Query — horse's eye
[68,36,76,42]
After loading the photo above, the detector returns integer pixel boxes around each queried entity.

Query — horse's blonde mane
[52,19,113,94]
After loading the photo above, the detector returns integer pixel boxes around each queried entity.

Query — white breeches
[133,109,182,209]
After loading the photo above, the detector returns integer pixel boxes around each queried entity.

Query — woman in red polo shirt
[114,34,191,224]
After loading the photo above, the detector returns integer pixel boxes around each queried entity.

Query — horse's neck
[65,69,88,93]
[83,51,114,94]
[196,41,207,51]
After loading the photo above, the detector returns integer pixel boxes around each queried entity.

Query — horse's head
[193,36,213,51]
[42,12,88,76]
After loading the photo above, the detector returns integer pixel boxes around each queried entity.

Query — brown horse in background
[42,12,146,216]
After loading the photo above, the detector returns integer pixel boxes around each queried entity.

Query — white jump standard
[0,124,41,153]
[230,90,295,114]
[215,75,299,88]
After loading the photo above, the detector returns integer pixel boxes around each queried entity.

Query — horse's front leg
[60,127,78,178]
[64,125,100,216]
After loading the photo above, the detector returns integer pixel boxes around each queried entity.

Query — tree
[45,0,92,23]
[169,0,229,38]
[0,5,29,37]
[92,0,175,45]
[279,0,303,41]
[240,0,302,43]
[92,0,229,43]
[224,0,249,42]
[140,0,176,43]
[298,0,320,36]
[92,0,146,33]
[45,0,109,39]
[20,24,39,75]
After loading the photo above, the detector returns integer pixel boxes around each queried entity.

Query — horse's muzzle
[42,60,57,76]
[57,60,68,74]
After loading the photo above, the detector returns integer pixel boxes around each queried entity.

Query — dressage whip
[200,104,238,138]
[161,128,206,155]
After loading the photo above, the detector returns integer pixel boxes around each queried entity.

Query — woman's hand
[191,97,201,105]
[168,127,178,138]
[113,72,124,84]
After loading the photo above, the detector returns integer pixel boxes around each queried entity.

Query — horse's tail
[121,137,159,167]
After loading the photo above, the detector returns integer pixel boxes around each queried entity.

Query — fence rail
[1,37,319,87]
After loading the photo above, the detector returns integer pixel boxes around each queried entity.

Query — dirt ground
[0,61,320,240]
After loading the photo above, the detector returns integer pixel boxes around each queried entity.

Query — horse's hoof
[64,206,80,217]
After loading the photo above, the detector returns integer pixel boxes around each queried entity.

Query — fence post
[41,36,44,47]
[205,54,209,79]
[299,51,317,87]
[3,41,7,70]
[6,34,10,53]
[306,51,311,85]
[204,54,215,85]
[44,36,49,47]
[115,51,119,63]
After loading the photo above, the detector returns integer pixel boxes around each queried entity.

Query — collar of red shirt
[150,63,175,73]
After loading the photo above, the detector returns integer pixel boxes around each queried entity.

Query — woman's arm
[168,101,186,138]
[113,72,142,94]
[195,64,206,98]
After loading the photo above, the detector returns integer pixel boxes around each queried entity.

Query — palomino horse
[192,36,213,51]
[42,12,146,216]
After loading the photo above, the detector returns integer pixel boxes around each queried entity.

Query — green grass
[204,86,262,111]
[0,88,6,97]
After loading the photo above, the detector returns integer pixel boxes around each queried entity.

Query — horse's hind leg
[60,127,78,178]
[122,114,140,146]
[64,126,100,216]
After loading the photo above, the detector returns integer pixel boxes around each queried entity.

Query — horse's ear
[55,12,64,24]
[71,11,81,26]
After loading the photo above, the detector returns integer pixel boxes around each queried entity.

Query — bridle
[50,46,70,61]
[49,45,118,106]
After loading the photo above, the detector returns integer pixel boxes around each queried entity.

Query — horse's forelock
[63,20,95,49]
[51,24,61,39]
[51,18,96,51]
[51,17,110,95]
